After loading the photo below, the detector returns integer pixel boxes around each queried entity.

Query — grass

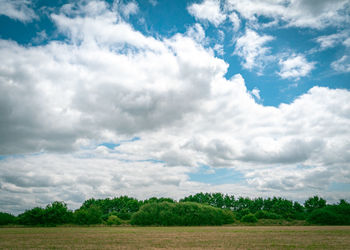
[1,226,350,249]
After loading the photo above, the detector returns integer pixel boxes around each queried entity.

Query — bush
[17,207,46,225]
[130,202,235,226]
[307,208,341,225]
[44,201,73,225]
[255,210,282,220]
[106,215,123,225]
[236,208,250,220]
[74,205,103,225]
[0,212,16,225]
[241,213,258,223]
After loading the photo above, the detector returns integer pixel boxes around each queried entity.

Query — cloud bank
[0,0,350,213]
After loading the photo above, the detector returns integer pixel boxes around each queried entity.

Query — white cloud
[316,32,350,50]
[343,37,350,47]
[188,0,227,27]
[250,88,261,100]
[149,0,157,7]
[0,0,37,22]
[331,55,350,72]
[1,0,350,213]
[233,28,274,70]
[186,23,206,43]
[228,12,240,32]
[278,54,316,79]
[224,0,350,29]
[119,1,139,18]
[213,44,224,56]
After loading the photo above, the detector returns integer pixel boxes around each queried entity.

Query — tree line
[0,193,349,226]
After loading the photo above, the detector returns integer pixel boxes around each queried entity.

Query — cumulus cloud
[343,37,350,47]
[224,0,350,29]
[250,88,261,100]
[228,12,240,32]
[0,0,37,22]
[0,151,191,214]
[316,31,350,50]
[188,0,227,27]
[233,29,274,70]
[1,0,350,213]
[118,0,139,18]
[0,1,227,154]
[186,23,206,43]
[278,54,316,79]
[331,55,350,72]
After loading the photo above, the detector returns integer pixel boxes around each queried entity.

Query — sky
[0,0,349,214]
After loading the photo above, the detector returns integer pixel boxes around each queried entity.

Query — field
[1,226,350,249]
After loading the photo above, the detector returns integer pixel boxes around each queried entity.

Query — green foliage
[130,202,235,226]
[304,196,326,213]
[44,201,73,225]
[307,200,350,225]
[4,193,349,226]
[80,196,142,220]
[241,213,258,223]
[236,208,250,220]
[74,205,102,225]
[106,215,123,225]
[255,210,282,220]
[17,207,46,225]
[16,201,73,226]
[144,197,176,204]
[307,208,341,225]
[0,212,16,225]
[180,192,235,209]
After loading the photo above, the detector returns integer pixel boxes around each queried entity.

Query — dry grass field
[1,226,350,249]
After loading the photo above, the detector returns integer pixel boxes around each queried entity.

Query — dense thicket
[306,199,350,225]
[0,212,16,225]
[1,193,349,226]
[181,192,305,220]
[17,202,73,226]
[130,202,235,226]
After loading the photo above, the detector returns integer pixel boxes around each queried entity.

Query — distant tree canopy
[17,201,72,226]
[130,202,235,226]
[2,193,349,226]
[0,212,16,225]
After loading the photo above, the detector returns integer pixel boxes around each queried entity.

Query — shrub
[130,202,235,226]
[44,201,73,225]
[307,208,339,225]
[236,208,250,220]
[17,207,46,225]
[0,212,16,225]
[74,205,103,225]
[106,215,123,225]
[241,213,258,223]
[255,210,282,220]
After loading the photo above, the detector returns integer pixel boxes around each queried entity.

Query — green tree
[74,205,102,225]
[0,212,16,225]
[131,202,235,226]
[17,207,46,225]
[241,213,258,223]
[304,196,326,213]
[44,201,73,225]
[106,215,123,225]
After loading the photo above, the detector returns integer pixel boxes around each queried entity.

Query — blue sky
[0,0,349,214]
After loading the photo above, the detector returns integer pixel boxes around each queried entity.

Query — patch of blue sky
[137,159,165,164]
[98,137,140,149]
[132,0,194,38]
[99,142,121,149]
[328,182,350,192]
[0,151,45,160]
[189,165,245,185]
